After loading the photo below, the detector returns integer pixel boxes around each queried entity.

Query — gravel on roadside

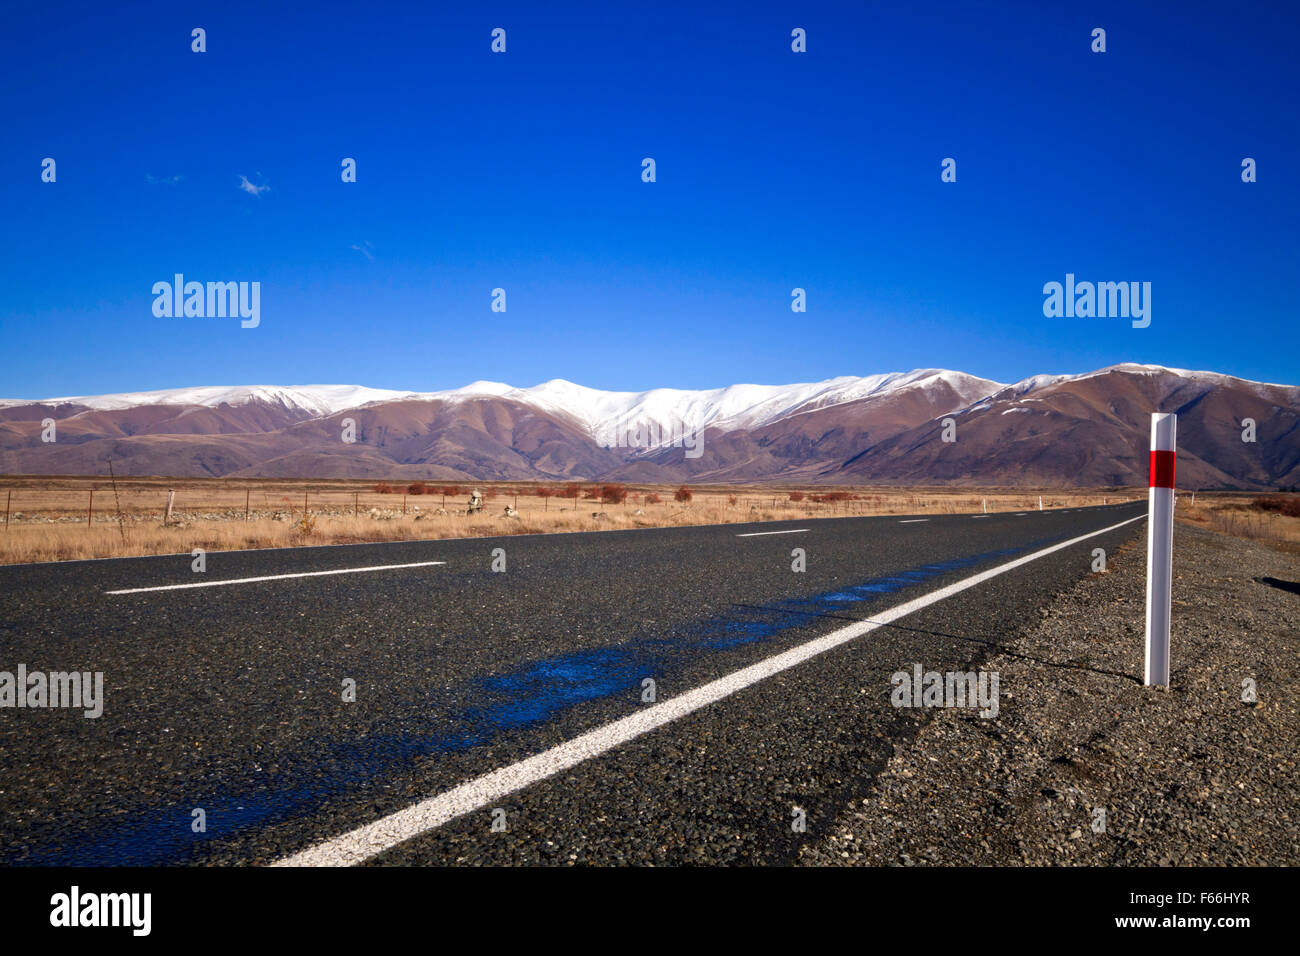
[798,523,1300,866]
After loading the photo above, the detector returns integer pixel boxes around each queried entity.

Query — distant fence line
[1,486,1137,528]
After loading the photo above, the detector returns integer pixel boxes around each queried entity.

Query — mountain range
[2,364,1296,489]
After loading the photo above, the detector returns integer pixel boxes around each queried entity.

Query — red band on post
[1149,450,1176,488]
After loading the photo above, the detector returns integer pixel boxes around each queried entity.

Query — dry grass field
[1177,492,1300,553]
[0,475,1145,566]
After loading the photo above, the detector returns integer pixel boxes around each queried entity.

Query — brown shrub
[1254,495,1300,518]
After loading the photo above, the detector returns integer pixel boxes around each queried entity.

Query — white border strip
[735,529,809,537]
[273,513,1144,866]
[105,561,446,595]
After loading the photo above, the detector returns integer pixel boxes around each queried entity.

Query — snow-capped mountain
[0,384,413,417]
[422,369,1005,437]
[1,364,1296,488]
[2,369,1005,433]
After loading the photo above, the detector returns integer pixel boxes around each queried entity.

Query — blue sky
[2,0,1296,397]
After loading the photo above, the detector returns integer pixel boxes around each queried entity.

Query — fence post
[87,490,94,526]
[245,489,250,521]
[1145,413,1176,688]
[4,489,9,530]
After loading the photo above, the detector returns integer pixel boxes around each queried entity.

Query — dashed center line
[735,529,809,537]
[274,512,1145,867]
[105,561,447,595]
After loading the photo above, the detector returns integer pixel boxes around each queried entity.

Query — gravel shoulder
[799,523,1300,866]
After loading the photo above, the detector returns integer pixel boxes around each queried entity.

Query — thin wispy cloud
[350,241,374,261]
[145,173,183,185]
[238,174,270,196]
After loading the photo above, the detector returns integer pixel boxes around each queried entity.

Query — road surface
[0,502,1147,865]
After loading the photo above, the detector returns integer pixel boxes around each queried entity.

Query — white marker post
[1145,413,1176,687]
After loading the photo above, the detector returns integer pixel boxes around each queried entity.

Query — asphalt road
[0,502,1148,865]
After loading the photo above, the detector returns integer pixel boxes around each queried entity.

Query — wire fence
[0,483,1137,528]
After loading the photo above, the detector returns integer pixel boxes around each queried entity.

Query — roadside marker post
[1145,413,1176,687]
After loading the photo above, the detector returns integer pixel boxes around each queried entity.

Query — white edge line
[735,529,809,537]
[898,519,929,523]
[105,561,447,594]
[273,512,1145,867]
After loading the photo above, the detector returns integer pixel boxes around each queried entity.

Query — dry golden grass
[0,475,1141,566]
[1177,493,1300,553]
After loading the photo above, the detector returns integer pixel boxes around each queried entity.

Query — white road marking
[898,519,929,523]
[105,561,447,595]
[273,512,1145,867]
[1015,512,1026,516]
[735,529,809,537]
[971,515,989,518]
